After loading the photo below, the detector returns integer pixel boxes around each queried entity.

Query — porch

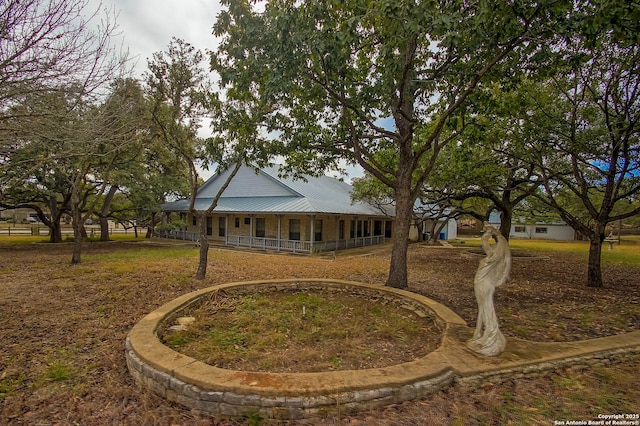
[153,229,386,254]
[225,234,386,253]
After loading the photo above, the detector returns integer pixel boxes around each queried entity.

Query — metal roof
[162,165,390,216]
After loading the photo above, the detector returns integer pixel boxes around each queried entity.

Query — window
[374,220,383,236]
[385,221,392,238]
[352,220,368,237]
[206,217,212,236]
[514,226,526,233]
[255,218,265,238]
[339,220,345,240]
[289,219,300,240]
[244,217,251,225]
[535,227,548,234]
[314,219,322,242]
[235,217,240,228]
[218,217,226,237]
[192,215,197,226]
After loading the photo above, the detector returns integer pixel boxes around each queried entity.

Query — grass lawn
[0,235,638,425]
[455,236,640,266]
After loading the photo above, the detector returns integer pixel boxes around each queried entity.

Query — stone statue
[467,223,511,356]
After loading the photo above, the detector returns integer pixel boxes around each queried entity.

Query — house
[410,218,458,241]
[0,207,40,223]
[508,222,576,240]
[160,165,393,253]
[409,201,458,242]
[488,212,576,241]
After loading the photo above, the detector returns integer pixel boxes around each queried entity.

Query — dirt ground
[0,239,638,425]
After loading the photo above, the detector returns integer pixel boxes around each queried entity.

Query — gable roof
[162,165,390,216]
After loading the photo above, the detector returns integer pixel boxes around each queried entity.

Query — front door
[255,218,265,237]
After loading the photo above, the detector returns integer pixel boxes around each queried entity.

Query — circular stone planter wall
[125,278,468,420]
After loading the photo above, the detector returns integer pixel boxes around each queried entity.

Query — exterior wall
[487,212,576,242]
[185,213,392,244]
[444,219,458,240]
[410,219,457,241]
[0,208,39,223]
[510,224,576,241]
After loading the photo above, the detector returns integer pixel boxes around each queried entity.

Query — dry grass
[0,237,639,425]
[159,289,440,373]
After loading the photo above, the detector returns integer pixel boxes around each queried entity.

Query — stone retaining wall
[126,340,458,419]
[457,347,640,386]
[125,278,640,420]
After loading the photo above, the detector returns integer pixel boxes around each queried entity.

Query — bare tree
[0,0,128,108]
[146,38,273,280]
[0,0,133,264]
[531,41,640,288]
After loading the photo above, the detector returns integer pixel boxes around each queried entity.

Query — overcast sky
[88,0,222,179]
[89,0,363,181]
[92,0,223,78]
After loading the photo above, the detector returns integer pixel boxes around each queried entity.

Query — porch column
[335,216,340,251]
[249,214,254,248]
[310,215,315,252]
[277,214,282,252]
[225,215,229,246]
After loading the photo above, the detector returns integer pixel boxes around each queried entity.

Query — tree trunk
[587,231,605,288]
[386,184,412,289]
[99,186,118,241]
[49,219,62,243]
[195,213,209,280]
[99,216,110,241]
[431,220,448,243]
[428,220,438,243]
[70,174,85,264]
[498,208,512,241]
[146,212,156,238]
[46,197,64,243]
[71,206,83,264]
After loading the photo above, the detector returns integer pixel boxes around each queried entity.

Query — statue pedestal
[467,328,506,357]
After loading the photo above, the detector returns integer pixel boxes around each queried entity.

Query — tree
[0,79,148,258]
[115,136,192,238]
[0,90,79,242]
[91,78,149,241]
[146,38,221,280]
[528,40,640,287]
[0,0,130,259]
[213,0,576,288]
[424,84,546,240]
[146,38,273,280]
[0,0,127,124]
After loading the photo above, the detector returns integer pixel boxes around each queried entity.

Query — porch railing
[154,231,385,252]
[154,229,199,242]
[225,234,385,253]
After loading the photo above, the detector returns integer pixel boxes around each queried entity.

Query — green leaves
[212,0,597,286]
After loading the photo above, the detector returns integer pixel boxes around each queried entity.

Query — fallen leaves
[0,240,638,425]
